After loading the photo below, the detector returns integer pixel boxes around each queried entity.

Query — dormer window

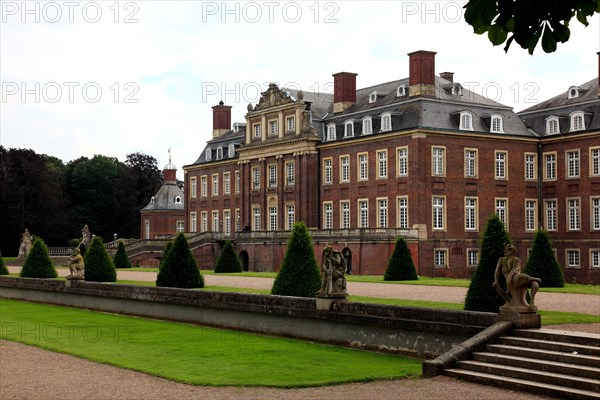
[451,83,462,96]
[174,196,182,204]
[380,113,391,132]
[228,143,235,158]
[490,115,503,133]
[216,147,223,160]
[396,85,407,97]
[545,116,560,135]
[362,117,373,135]
[459,112,473,131]
[326,124,336,141]
[570,111,585,132]
[344,121,354,137]
[369,91,378,104]
[233,122,240,131]
[205,148,212,161]
[568,86,579,99]
[150,196,155,205]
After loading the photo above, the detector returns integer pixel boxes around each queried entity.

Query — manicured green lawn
[0,299,421,387]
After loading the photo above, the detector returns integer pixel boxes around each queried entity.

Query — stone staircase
[445,328,600,400]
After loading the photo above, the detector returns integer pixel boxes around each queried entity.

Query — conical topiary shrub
[19,238,57,278]
[524,229,564,287]
[384,237,418,281]
[214,241,242,273]
[271,222,321,297]
[159,240,174,270]
[464,214,511,312]
[113,241,132,269]
[0,250,8,275]
[84,236,116,282]
[156,233,204,288]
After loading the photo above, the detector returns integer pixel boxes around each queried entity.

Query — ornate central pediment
[251,83,299,112]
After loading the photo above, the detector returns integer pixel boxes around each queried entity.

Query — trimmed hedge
[214,241,242,273]
[271,222,321,297]
[113,241,132,269]
[464,214,511,312]
[0,250,8,275]
[84,236,117,282]
[19,238,57,278]
[524,229,564,287]
[156,233,204,288]
[384,237,418,281]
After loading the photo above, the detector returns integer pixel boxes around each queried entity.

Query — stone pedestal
[498,305,541,328]
[316,296,347,311]
[64,276,84,288]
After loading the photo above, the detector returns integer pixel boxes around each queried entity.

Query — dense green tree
[159,240,174,270]
[214,241,243,273]
[524,229,564,287]
[271,222,321,297]
[0,250,9,275]
[113,241,133,269]
[19,239,57,278]
[156,233,204,288]
[84,236,116,282]
[384,238,418,281]
[464,0,599,54]
[465,214,511,312]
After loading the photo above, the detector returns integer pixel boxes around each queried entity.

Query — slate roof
[141,183,184,211]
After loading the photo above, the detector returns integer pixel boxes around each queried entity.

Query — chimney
[333,72,358,113]
[163,165,177,184]
[440,71,454,83]
[408,50,437,97]
[212,101,232,138]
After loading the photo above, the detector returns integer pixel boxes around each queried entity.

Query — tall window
[545,199,557,231]
[144,220,150,239]
[286,162,295,186]
[546,117,560,134]
[432,147,445,176]
[544,153,557,180]
[323,158,333,184]
[591,250,600,268]
[433,196,445,230]
[286,116,295,132]
[592,197,600,231]
[269,120,278,136]
[252,167,261,190]
[525,153,537,180]
[567,250,580,268]
[223,172,231,195]
[591,148,600,177]
[362,117,372,135]
[495,198,508,228]
[327,124,336,141]
[200,212,207,232]
[190,212,197,233]
[460,112,473,130]
[525,200,537,231]
[570,112,584,132]
[567,150,580,178]
[568,198,580,231]
[491,115,503,133]
[235,209,240,232]
[467,249,479,268]
[253,123,261,138]
[465,197,478,231]
[377,150,387,179]
[228,143,235,158]
[205,148,212,161]
[212,211,219,232]
[216,147,223,160]
[269,207,277,231]
[397,147,408,177]
[268,165,277,188]
[340,156,350,183]
[190,177,197,198]
[434,249,448,268]
[223,210,231,235]
[235,171,240,194]
[358,200,369,228]
[323,203,333,229]
[340,201,350,229]
[286,204,295,230]
[212,174,219,196]
[201,175,208,197]
[344,121,354,137]
[381,113,391,132]
[253,207,261,231]
[358,153,368,181]
[495,151,507,180]
[176,221,184,233]
[378,198,388,228]
[464,149,477,178]
[398,197,409,228]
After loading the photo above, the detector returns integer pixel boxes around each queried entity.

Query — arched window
[396,85,407,97]
[369,91,378,104]
[380,113,391,132]
[452,83,462,96]
[362,117,372,135]
[545,116,560,135]
[205,148,212,161]
[228,143,235,158]
[344,121,354,137]
[216,147,223,160]
[174,196,182,204]
[326,124,336,141]
[150,196,155,205]
[460,112,473,131]
[490,115,503,133]
[570,111,585,132]
[568,86,579,99]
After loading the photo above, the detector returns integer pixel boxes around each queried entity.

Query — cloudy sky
[1,1,598,178]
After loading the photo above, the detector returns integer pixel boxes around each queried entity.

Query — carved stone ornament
[317,245,348,299]
[67,247,85,280]
[253,83,296,112]
[493,244,541,312]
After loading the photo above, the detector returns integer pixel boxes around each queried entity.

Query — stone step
[472,351,600,380]
[445,368,600,400]
[458,360,600,392]
[486,344,600,368]
[499,335,600,357]
[513,328,600,347]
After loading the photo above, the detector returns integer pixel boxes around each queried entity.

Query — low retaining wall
[0,277,497,358]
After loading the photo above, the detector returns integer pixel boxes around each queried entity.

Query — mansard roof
[141,182,184,211]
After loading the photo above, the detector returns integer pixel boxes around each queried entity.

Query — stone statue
[81,224,91,247]
[493,244,541,311]
[317,245,348,298]
[67,247,85,280]
[18,229,33,259]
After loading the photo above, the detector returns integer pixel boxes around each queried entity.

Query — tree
[19,238,57,278]
[384,238,418,281]
[465,214,511,312]
[84,236,117,282]
[0,250,9,275]
[524,229,565,287]
[156,233,204,288]
[214,241,242,273]
[464,0,600,54]
[271,222,321,297]
[113,241,132,269]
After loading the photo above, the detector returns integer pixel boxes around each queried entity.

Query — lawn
[0,299,421,387]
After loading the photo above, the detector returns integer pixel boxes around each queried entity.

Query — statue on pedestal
[493,244,541,311]
[67,247,85,280]
[317,245,348,298]
[18,229,33,259]
[81,225,91,247]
